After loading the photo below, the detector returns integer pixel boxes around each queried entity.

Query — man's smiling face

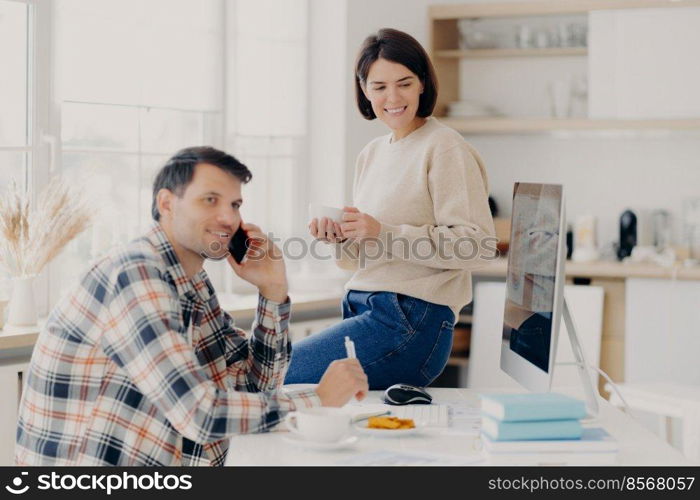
[167,162,243,262]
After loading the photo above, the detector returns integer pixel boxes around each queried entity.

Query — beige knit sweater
[335,117,496,318]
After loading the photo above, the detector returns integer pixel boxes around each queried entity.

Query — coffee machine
[617,209,637,260]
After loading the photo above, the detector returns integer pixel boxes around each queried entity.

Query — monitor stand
[563,298,600,417]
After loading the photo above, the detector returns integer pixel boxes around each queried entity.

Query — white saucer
[281,433,359,451]
[353,422,422,437]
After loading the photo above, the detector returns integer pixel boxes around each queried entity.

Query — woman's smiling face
[362,58,424,137]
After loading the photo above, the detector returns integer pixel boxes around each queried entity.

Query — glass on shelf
[548,80,571,118]
[515,24,532,49]
[514,22,588,50]
[458,19,499,49]
[569,74,588,117]
[682,198,700,263]
[458,15,588,52]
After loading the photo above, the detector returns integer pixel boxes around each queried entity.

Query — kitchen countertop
[474,258,700,280]
[0,328,41,352]
[6,260,699,353]
[218,290,343,320]
[0,291,344,354]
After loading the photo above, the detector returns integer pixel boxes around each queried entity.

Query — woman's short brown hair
[355,28,438,120]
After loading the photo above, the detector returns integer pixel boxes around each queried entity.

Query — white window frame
[0,1,31,190]
[2,0,55,316]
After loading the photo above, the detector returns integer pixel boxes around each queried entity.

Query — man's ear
[156,188,174,220]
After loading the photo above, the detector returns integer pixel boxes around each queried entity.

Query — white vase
[6,275,38,329]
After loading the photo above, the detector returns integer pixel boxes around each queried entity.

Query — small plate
[281,433,359,451]
[353,422,422,437]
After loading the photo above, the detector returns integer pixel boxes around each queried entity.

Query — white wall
[470,132,700,246]
[338,0,700,248]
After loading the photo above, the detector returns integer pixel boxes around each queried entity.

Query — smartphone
[228,225,250,264]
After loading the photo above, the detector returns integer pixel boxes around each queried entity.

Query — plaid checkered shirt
[15,222,321,466]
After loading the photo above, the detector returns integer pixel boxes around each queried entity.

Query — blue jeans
[284,291,455,389]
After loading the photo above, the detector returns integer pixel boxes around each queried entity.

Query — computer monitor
[500,182,565,391]
[499,182,598,414]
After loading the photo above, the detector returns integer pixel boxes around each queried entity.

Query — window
[229,0,309,242]
[0,0,30,189]
[1,0,314,309]
[51,0,225,299]
[0,0,31,299]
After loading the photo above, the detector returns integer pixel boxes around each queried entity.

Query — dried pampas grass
[0,178,93,277]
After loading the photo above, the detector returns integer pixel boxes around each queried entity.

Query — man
[15,146,368,466]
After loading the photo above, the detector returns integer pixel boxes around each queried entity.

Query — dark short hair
[355,28,438,120]
[151,146,252,221]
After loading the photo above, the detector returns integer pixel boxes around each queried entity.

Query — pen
[344,336,356,359]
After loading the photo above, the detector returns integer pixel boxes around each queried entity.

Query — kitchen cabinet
[588,7,700,119]
[0,358,28,466]
[625,278,700,385]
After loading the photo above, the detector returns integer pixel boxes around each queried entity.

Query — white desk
[225,388,690,466]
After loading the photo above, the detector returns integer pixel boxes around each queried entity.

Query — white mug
[308,203,344,224]
[284,407,351,442]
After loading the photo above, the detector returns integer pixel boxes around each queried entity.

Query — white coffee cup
[285,407,351,442]
[308,203,344,224]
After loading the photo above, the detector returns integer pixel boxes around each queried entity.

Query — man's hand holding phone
[227,222,288,303]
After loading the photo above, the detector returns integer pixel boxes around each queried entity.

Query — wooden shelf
[430,0,700,20]
[435,47,587,59]
[440,117,700,134]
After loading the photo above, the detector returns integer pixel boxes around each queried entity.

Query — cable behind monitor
[556,361,631,414]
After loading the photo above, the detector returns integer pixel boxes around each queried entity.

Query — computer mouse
[382,384,433,405]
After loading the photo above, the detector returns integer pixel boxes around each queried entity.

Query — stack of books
[479,393,619,465]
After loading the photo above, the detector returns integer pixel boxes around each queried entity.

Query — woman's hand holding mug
[340,207,381,239]
[309,217,346,243]
[307,205,381,242]
[308,203,346,243]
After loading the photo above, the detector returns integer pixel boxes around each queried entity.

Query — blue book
[480,393,587,422]
[482,427,618,453]
[481,416,583,441]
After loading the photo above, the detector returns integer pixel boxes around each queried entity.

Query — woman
[285,28,495,389]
